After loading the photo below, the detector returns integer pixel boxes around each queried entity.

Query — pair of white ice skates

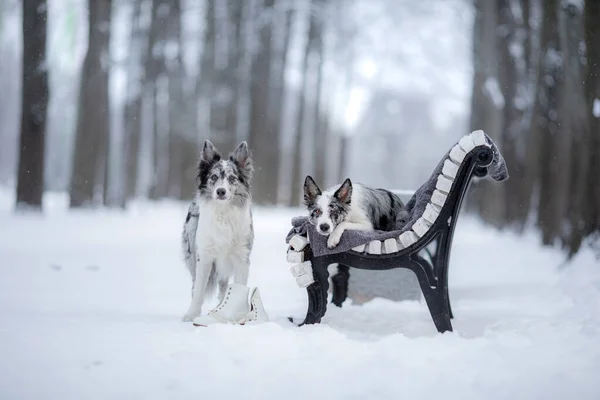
[192,284,269,327]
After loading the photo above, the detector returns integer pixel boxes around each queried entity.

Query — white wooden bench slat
[423,203,440,224]
[449,144,467,164]
[289,235,309,251]
[458,135,476,153]
[384,238,398,254]
[471,129,488,146]
[442,159,459,178]
[436,175,453,194]
[353,244,365,253]
[431,189,448,207]
[287,249,304,263]
[367,240,382,255]
[412,217,431,237]
[399,230,418,247]
[290,261,312,277]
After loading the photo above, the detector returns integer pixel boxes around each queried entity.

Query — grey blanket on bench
[285,133,508,257]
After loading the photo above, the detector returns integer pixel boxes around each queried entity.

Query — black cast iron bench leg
[299,256,453,333]
[298,257,330,326]
[420,285,453,333]
[424,242,453,320]
[410,255,453,333]
[447,286,454,319]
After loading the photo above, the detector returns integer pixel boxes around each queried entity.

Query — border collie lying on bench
[286,130,509,333]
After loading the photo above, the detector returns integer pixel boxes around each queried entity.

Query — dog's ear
[333,178,352,205]
[231,141,251,168]
[201,139,221,163]
[303,175,321,207]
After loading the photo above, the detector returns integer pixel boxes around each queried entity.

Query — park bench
[286,130,509,333]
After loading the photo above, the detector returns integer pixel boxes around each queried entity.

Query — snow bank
[0,194,599,399]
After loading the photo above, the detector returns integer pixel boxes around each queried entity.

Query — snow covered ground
[1,191,599,399]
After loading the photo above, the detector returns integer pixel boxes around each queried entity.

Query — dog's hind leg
[182,259,214,322]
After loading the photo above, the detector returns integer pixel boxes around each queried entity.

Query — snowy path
[1,198,599,399]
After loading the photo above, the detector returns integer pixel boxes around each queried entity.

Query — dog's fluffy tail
[182,199,199,281]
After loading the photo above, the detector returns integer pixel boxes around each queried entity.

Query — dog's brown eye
[211,174,218,181]
[313,209,322,217]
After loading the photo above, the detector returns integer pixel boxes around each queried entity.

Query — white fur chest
[195,199,252,257]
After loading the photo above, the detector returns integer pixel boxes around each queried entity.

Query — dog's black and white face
[303,176,352,236]
[197,140,253,205]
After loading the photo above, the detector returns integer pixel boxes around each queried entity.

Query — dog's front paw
[327,229,344,249]
[182,309,201,322]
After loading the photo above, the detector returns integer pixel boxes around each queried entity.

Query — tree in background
[497,0,532,227]
[469,0,599,256]
[146,0,170,200]
[289,0,326,206]
[122,0,147,205]
[248,0,278,205]
[15,0,49,210]
[69,0,112,208]
[208,0,243,153]
[568,0,600,256]
[468,0,505,225]
[165,0,187,199]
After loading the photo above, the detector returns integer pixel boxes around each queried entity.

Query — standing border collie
[181,140,254,321]
[303,175,405,248]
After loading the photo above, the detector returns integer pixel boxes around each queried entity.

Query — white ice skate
[246,286,269,324]
[192,283,269,326]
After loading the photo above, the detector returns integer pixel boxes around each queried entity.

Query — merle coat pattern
[303,176,405,249]
[181,140,254,322]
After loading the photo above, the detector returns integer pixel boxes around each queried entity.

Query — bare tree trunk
[178,86,199,201]
[468,0,505,224]
[508,0,537,227]
[69,0,112,208]
[269,3,294,204]
[584,0,600,241]
[208,0,242,153]
[271,6,294,204]
[533,0,569,245]
[16,0,48,211]
[289,0,323,206]
[197,0,216,138]
[315,112,329,186]
[558,3,588,250]
[148,0,170,200]
[165,0,186,199]
[249,0,277,205]
[496,0,533,228]
[565,0,596,256]
[123,0,147,204]
[338,132,348,182]
[311,2,326,187]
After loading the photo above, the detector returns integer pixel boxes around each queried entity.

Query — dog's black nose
[319,223,330,232]
[216,188,226,197]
